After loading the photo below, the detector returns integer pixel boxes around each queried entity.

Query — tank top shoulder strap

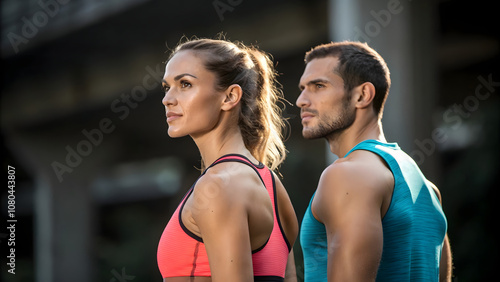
[343,139,402,183]
[204,154,269,187]
[344,139,400,158]
[208,154,265,169]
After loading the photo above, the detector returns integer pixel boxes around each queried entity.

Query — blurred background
[1,0,498,281]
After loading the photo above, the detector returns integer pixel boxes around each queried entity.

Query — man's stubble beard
[302,95,355,141]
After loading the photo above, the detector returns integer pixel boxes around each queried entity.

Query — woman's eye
[180,81,192,88]
[162,85,170,92]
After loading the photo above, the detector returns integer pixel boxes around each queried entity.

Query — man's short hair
[305,41,391,118]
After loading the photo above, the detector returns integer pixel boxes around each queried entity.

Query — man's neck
[328,118,386,158]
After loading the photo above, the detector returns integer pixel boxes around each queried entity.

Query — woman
[157,37,298,282]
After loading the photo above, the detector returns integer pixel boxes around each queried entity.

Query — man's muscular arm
[426,180,453,282]
[313,155,393,282]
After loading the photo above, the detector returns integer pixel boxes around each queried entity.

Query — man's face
[297,57,355,140]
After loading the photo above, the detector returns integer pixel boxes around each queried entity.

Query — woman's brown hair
[168,36,287,171]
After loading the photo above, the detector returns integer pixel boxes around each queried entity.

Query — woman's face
[162,50,225,138]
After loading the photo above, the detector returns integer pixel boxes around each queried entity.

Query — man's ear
[353,82,376,110]
[221,84,243,111]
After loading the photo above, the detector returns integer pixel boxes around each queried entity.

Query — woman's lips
[166,112,182,122]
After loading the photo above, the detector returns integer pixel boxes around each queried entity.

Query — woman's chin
[167,128,185,138]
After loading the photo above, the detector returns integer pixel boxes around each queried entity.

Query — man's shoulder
[316,150,394,202]
[323,149,392,181]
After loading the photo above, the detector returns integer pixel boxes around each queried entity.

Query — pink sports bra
[157,154,291,281]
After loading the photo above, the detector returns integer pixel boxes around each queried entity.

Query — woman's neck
[192,124,254,169]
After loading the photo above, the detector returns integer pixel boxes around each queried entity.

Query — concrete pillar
[7,129,120,282]
[30,172,94,282]
[327,0,440,178]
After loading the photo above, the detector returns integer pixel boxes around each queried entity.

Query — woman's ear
[354,82,376,110]
[221,84,243,111]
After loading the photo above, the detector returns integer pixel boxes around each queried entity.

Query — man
[297,41,452,282]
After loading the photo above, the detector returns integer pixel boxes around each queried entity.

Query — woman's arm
[191,172,254,282]
[284,250,297,282]
[273,172,299,282]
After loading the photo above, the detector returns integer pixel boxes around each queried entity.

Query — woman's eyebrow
[174,73,198,81]
[162,73,198,86]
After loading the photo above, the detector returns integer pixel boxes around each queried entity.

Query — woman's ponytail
[245,48,287,170]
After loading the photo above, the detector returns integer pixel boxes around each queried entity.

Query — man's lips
[301,111,316,122]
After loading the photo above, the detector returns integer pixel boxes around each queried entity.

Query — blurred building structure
[1,0,498,281]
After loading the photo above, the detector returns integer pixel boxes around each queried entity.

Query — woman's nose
[162,89,176,107]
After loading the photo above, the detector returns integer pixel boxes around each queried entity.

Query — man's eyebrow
[298,78,329,89]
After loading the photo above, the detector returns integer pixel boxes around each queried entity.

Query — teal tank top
[300,140,447,281]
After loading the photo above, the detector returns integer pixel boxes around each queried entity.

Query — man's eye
[316,84,325,88]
